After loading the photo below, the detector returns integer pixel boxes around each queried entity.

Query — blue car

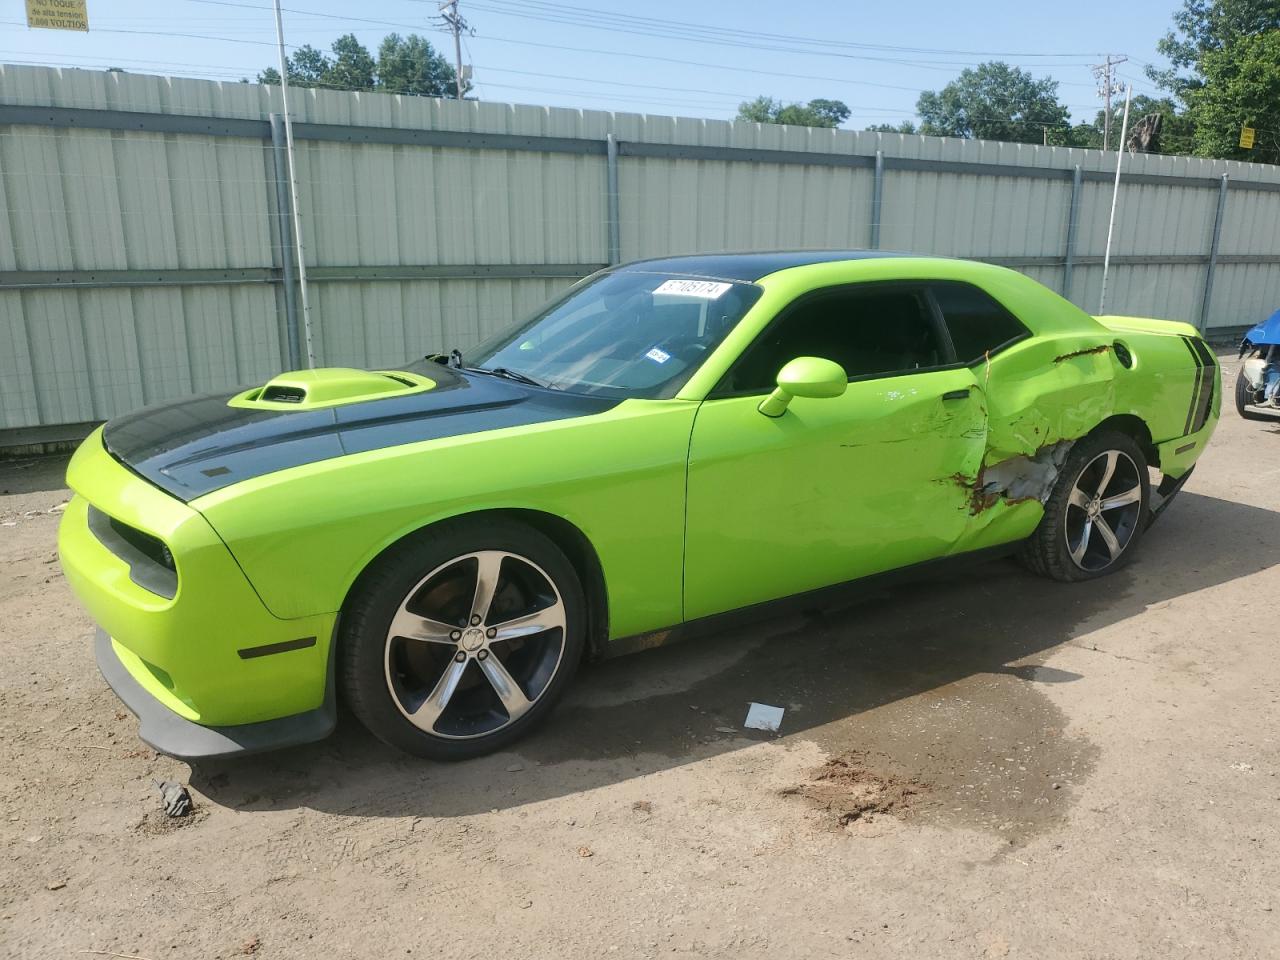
[1238,308,1280,418]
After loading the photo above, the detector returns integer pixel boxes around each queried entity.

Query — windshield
[463,271,763,398]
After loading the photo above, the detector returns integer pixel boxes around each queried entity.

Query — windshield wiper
[474,366,551,389]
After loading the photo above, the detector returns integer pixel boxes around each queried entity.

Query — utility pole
[272,0,317,368]
[1092,54,1128,151]
[438,0,467,100]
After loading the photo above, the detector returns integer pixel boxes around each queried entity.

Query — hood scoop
[228,368,435,411]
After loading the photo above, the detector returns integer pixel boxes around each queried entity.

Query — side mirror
[758,356,848,417]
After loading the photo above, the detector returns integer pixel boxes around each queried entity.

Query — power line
[460,1,1101,72]
[86,0,1121,87]
[61,0,1112,91]
[0,51,1118,122]
[16,0,1121,88]
[427,0,1109,60]
[183,0,433,33]
[0,4,1131,122]
[1,10,1108,113]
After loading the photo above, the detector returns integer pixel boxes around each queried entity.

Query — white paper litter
[743,702,785,733]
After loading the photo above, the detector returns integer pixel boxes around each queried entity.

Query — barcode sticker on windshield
[653,279,732,299]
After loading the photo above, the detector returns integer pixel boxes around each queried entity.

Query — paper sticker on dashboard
[653,279,732,299]
[645,347,671,364]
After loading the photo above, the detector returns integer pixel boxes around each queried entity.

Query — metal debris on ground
[154,780,193,817]
[744,702,786,733]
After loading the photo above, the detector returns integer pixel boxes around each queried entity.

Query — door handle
[941,389,971,401]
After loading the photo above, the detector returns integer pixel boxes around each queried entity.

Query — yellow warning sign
[25,0,88,31]
[1240,126,1256,149]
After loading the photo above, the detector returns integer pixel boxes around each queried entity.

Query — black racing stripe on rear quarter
[1181,336,1203,436]
[1188,336,1216,432]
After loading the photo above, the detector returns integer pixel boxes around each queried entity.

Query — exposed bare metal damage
[1053,344,1112,363]
[951,441,1075,515]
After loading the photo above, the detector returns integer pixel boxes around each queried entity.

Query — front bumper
[96,629,335,758]
[59,429,339,754]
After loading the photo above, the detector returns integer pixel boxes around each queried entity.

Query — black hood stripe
[104,365,620,501]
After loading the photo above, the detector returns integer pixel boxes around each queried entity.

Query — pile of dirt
[135,806,207,836]
[784,752,928,826]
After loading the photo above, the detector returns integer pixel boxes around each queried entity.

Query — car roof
[612,250,929,283]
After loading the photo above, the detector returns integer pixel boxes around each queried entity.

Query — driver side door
[682,281,988,621]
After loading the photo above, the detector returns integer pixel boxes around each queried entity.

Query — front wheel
[339,519,586,760]
[1021,431,1150,583]
[1236,367,1270,421]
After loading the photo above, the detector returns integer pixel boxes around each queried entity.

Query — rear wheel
[339,519,586,760]
[1022,431,1150,583]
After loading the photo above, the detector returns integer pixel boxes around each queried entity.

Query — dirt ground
[2,350,1277,959]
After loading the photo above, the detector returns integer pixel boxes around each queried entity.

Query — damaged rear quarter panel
[951,306,1215,552]
[946,334,1115,552]
[981,336,1117,464]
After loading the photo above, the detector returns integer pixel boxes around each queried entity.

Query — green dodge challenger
[58,252,1221,760]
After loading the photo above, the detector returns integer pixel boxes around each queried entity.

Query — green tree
[1151,0,1280,163]
[915,61,1070,144]
[798,98,852,127]
[257,43,333,88]
[1067,95,1198,154]
[737,96,781,123]
[326,34,376,92]
[258,33,464,98]
[865,121,918,134]
[736,96,851,128]
[377,33,464,97]
[1151,0,1280,94]
[1187,28,1280,163]
[1059,122,1101,148]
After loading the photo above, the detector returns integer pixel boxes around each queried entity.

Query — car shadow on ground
[190,490,1280,820]
[0,454,73,496]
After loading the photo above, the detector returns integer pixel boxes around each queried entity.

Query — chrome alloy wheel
[383,550,567,739]
[1064,449,1144,572]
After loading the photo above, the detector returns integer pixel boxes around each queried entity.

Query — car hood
[103,364,619,501]
[1244,308,1280,347]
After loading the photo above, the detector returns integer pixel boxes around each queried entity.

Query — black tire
[1021,430,1151,583]
[339,517,587,760]
[1236,367,1271,421]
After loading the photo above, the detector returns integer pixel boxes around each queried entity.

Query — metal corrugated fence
[3,64,1280,440]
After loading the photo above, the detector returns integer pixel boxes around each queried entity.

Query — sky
[3,0,1179,128]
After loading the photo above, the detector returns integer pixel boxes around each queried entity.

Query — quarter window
[931,282,1029,363]
[720,286,945,394]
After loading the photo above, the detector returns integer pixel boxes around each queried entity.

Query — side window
[722,286,945,394]
[931,282,1029,364]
